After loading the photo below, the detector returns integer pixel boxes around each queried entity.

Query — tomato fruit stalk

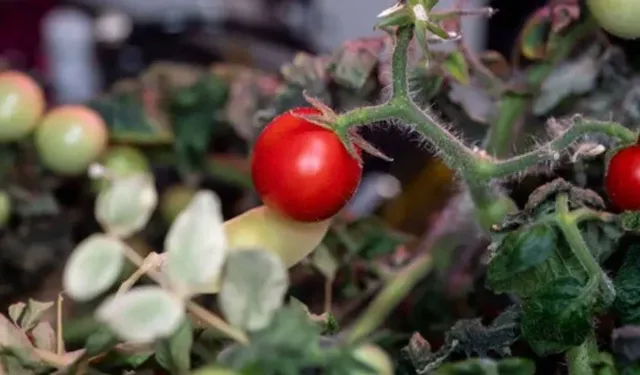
[605,145,640,210]
[251,107,362,222]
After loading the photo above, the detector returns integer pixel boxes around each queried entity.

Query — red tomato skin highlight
[605,145,640,211]
[251,107,363,222]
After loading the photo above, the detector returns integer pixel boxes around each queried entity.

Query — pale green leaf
[311,245,339,280]
[63,234,126,302]
[165,190,227,295]
[95,173,158,238]
[218,249,289,331]
[96,286,185,344]
[8,299,54,330]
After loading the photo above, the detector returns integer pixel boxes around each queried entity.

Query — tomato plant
[587,0,640,39]
[605,145,640,210]
[0,71,45,142]
[251,107,362,222]
[34,105,109,175]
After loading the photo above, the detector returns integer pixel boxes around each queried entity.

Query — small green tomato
[0,71,45,141]
[34,105,109,175]
[159,185,197,224]
[587,0,640,39]
[93,146,150,191]
[352,344,394,375]
[0,190,11,228]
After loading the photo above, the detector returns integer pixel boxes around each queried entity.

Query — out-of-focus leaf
[30,322,55,351]
[63,234,126,302]
[89,92,174,145]
[95,173,158,238]
[436,357,535,375]
[165,190,227,295]
[218,250,289,332]
[311,245,339,281]
[155,319,193,374]
[447,83,497,124]
[518,3,580,60]
[169,75,229,172]
[442,51,469,85]
[533,49,601,115]
[328,38,384,90]
[521,276,594,356]
[8,299,54,331]
[96,286,185,344]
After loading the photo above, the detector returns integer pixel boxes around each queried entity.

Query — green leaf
[192,367,241,375]
[487,224,558,284]
[95,173,158,238]
[89,92,174,145]
[614,243,640,325]
[84,326,119,356]
[63,234,126,302]
[375,4,413,29]
[311,245,339,280]
[219,250,289,332]
[442,51,470,85]
[217,307,323,374]
[96,286,185,343]
[8,299,54,331]
[155,319,193,374]
[497,358,536,375]
[165,190,227,295]
[521,276,594,356]
[169,75,229,173]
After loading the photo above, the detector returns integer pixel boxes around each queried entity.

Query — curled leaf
[219,249,289,331]
[63,234,126,302]
[165,190,227,295]
[96,286,185,343]
[95,173,158,238]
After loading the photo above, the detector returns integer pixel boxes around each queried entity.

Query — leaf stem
[118,245,250,345]
[566,331,598,375]
[555,194,615,302]
[345,250,434,344]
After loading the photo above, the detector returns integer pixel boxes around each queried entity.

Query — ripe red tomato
[605,145,640,210]
[251,107,362,222]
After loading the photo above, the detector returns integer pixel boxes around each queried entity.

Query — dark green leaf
[85,326,119,357]
[407,306,521,373]
[155,319,193,375]
[169,75,229,172]
[614,243,640,325]
[89,92,174,144]
[522,277,594,356]
[487,224,558,285]
[497,358,536,375]
[620,211,640,233]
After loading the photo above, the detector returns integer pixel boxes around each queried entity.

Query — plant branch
[345,250,434,344]
[486,118,637,179]
[118,246,249,345]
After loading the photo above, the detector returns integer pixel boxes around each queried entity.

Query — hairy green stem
[346,250,434,344]
[485,119,637,179]
[555,194,615,302]
[567,331,598,375]
[392,27,412,99]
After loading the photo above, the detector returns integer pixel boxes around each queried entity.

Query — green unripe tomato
[34,105,108,175]
[159,185,197,224]
[93,146,150,191]
[587,0,640,39]
[0,71,45,141]
[351,344,394,375]
[0,190,11,228]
